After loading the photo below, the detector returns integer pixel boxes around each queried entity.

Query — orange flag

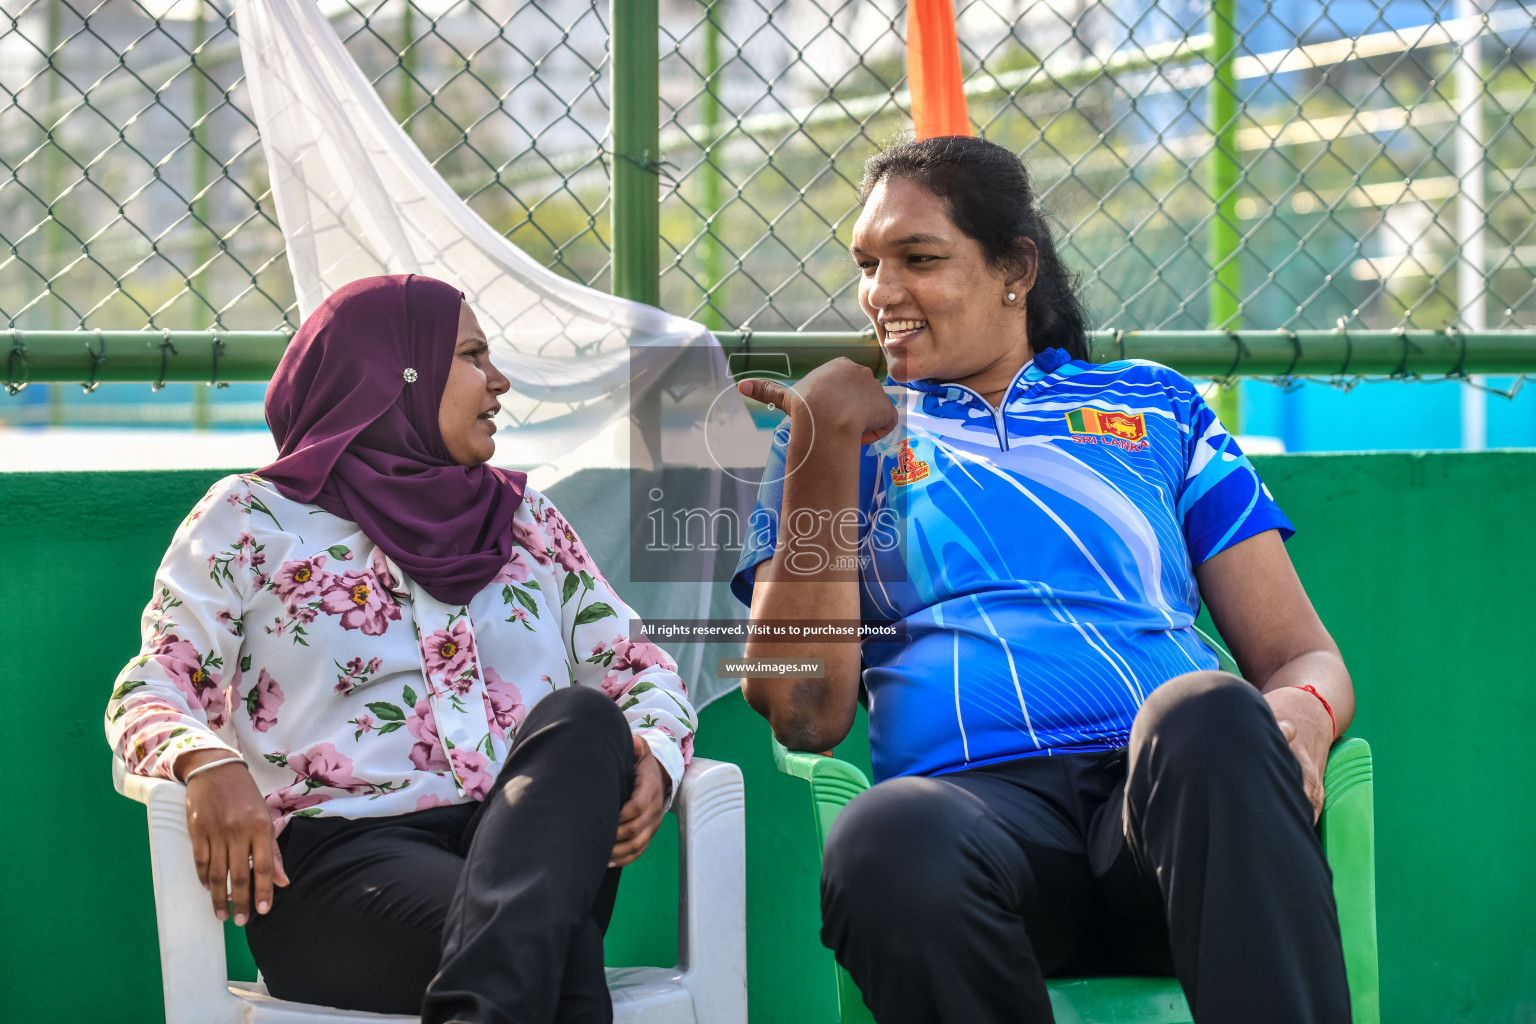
[907,0,971,139]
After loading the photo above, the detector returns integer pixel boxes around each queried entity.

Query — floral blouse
[106,474,695,832]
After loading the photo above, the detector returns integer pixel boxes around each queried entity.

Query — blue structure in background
[1242,378,1536,451]
[4,380,270,431]
[12,367,1535,455]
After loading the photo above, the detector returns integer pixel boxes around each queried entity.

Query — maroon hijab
[259,274,526,606]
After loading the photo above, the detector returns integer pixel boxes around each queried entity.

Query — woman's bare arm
[737,359,897,751]
[1194,529,1354,819]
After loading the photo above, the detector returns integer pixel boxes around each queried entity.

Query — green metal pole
[46,0,65,426]
[396,0,416,136]
[699,0,725,330]
[191,0,212,429]
[610,0,660,307]
[1207,0,1242,433]
[1454,0,1487,450]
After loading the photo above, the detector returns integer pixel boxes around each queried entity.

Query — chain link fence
[654,0,1536,335]
[1,0,1533,387]
[0,0,624,334]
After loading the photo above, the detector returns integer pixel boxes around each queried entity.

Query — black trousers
[246,685,636,1024]
[820,672,1351,1024]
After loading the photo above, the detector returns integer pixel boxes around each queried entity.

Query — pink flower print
[450,748,494,801]
[650,723,694,765]
[542,507,595,575]
[609,635,676,675]
[266,786,326,819]
[354,713,374,734]
[482,667,526,741]
[507,606,529,625]
[294,605,318,625]
[124,711,180,772]
[370,548,399,594]
[247,669,285,733]
[272,555,330,604]
[601,671,638,701]
[423,621,477,694]
[127,732,157,772]
[406,701,450,772]
[320,570,402,635]
[233,533,257,568]
[153,635,225,720]
[492,549,535,584]
[513,518,552,566]
[287,742,368,792]
[335,655,384,695]
[415,793,454,811]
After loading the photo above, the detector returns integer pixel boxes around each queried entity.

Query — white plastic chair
[113,756,747,1024]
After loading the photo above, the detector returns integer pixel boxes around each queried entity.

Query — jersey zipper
[941,362,1036,452]
[944,383,1010,451]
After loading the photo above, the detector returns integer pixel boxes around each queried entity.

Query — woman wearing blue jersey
[731,137,1354,1024]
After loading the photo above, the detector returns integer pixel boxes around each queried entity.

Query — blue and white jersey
[731,347,1293,782]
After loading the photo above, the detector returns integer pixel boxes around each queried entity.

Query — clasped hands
[179,734,668,925]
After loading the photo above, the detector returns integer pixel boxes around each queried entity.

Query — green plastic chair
[771,632,1379,1024]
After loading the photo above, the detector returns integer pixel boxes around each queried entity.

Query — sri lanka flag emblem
[891,439,931,485]
[1066,407,1147,441]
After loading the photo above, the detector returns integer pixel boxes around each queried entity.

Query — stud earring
[1006,292,1016,302]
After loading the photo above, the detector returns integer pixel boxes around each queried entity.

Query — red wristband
[1295,684,1337,741]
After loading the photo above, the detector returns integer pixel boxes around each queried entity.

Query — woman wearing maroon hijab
[106,275,697,1023]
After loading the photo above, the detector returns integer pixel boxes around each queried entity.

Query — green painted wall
[0,453,1532,1023]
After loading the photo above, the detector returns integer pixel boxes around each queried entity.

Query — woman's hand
[738,356,898,445]
[179,751,289,925]
[1264,686,1334,823]
[610,734,668,868]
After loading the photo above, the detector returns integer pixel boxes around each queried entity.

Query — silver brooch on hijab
[402,368,419,383]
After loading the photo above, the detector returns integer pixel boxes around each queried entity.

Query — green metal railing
[2,0,1535,409]
[8,328,1534,391]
